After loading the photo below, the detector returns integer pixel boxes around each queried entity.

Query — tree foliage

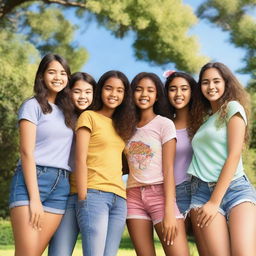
[1,0,208,73]
[197,0,256,83]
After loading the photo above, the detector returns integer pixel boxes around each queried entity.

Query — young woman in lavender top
[9,54,74,256]
[164,70,208,255]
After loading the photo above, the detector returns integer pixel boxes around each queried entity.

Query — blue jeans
[77,189,127,256]
[48,194,79,256]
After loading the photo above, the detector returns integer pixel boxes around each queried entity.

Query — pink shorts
[127,184,183,225]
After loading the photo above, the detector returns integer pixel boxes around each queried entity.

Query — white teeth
[175,98,183,104]
[139,99,148,104]
[108,99,116,103]
[52,82,61,86]
[208,91,217,96]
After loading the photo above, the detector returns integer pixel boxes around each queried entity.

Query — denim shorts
[176,180,191,217]
[190,175,256,219]
[9,165,70,214]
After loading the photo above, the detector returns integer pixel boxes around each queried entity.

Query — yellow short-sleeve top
[70,111,126,199]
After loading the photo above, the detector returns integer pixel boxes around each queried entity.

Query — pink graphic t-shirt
[125,115,176,188]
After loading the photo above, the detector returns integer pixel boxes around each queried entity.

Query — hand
[162,214,178,246]
[197,201,219,228]
[29,199,44,231]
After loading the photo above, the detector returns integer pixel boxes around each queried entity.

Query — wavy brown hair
[34,53,74,128]
[93,70,136,141]
[164,71,200,139]
[196,62,250,143]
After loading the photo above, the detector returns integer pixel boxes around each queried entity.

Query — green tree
[0,30,39,217]
[1,0,208,73]
[197,0,256,81]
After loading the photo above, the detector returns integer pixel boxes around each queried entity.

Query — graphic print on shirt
[127,141,154,170]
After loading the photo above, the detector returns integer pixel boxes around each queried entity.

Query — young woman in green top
[188,62,256,256]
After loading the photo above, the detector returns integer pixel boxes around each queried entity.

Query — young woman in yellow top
[74,70,136,256]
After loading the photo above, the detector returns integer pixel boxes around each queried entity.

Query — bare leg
[11,206,63,256]
[154,219,189,256]
[229,202,256,256]
[190,209,230,256]
[190,210,209,256]
[127,219,156,256]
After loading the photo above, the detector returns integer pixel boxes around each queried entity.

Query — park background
[0,0,256,255]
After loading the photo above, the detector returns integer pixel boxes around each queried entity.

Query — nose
[54,72,61,80]
[208,81,215,89]
[79,91,86,98]
[176,88,182,96]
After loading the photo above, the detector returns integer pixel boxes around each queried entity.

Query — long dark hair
[197,62,250,143]
[131,72,171,120]
[69,72,97,117]
[93,70,136,141]
[164,71,199,139]
[34,53,73,128]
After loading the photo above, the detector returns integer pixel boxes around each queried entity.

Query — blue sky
[69,0,251,85]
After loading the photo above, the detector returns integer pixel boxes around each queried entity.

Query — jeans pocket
[36,166,45,177]
[228,176,249,191]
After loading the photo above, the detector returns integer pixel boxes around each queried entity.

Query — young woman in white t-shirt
[125,72,189,256]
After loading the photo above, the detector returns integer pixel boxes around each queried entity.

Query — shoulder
[19,97,40,110]
[156,115,175,128]
[226,101,247,124]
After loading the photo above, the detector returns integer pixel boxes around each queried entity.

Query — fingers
[162,225,177,246]
[30,212,43,230]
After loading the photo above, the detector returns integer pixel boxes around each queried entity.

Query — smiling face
[168,77,191,110]
[133,78,157,111]
[71,80,93,111]
[201,68,225,110]
[43,60,68,102]
[101,77,125,110]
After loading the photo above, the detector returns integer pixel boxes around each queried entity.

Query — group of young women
[9,53,256,256]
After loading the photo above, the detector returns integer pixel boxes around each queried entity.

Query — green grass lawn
[0,225,199,256]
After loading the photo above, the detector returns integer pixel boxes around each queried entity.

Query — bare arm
[19,120,43,230]
[75,127,91,201]
[162,138,177,245]
[197,113,246,227]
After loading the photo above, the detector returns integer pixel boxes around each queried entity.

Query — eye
[135,87,142,92]
[168,87,176,92]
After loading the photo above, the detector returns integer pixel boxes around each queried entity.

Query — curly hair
[196,62,250,143]
[131,72,171,120]
[164,71,200,139]
[93,70,136,141]
[34,53,74,128]
[69,72,97,117]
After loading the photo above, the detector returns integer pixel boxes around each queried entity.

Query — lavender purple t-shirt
[17,98,73,171]
[174,128,192,185]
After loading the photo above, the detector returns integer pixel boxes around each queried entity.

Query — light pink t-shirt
[125,115,176,188]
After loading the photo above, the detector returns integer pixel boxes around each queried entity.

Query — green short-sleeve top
[187,101,247,182]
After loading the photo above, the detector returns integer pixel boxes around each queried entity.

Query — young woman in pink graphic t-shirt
[125,72,189,256]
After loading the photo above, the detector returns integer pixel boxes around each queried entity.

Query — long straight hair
[34,53,73,128]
